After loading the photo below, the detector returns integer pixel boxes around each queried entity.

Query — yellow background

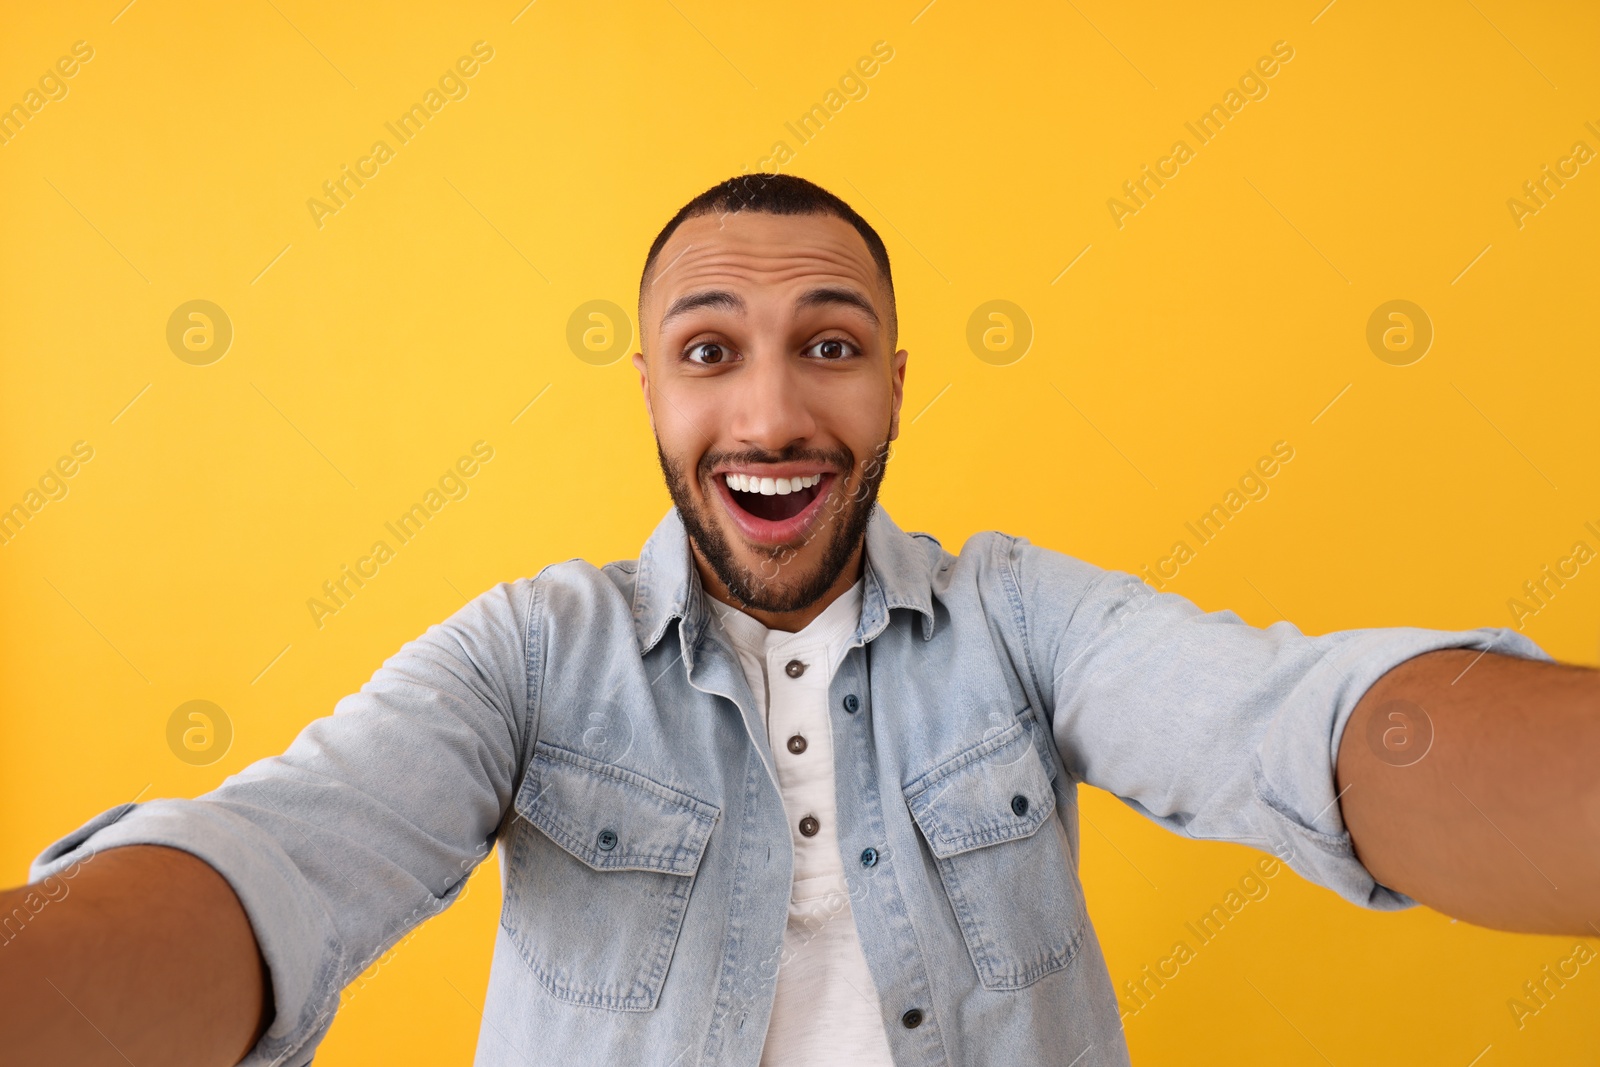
[3,0,1598,1062]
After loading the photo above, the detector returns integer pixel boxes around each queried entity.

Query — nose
[728,343,816,453]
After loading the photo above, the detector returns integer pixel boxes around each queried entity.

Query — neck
[693,540,865,633]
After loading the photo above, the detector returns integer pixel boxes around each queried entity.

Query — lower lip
[713,474,837,546]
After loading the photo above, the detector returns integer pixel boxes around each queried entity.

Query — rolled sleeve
[1006,539,1554,910]
[27,578,539,1067]
[30,799,346,1066]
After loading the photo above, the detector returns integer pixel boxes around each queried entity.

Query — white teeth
[724,473,825,494]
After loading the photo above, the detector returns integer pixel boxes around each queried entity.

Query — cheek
[649,383,717,479]
[652,381,718,446]
[827,379,893,445]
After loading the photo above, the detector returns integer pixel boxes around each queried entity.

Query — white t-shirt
[707,580,896,1067]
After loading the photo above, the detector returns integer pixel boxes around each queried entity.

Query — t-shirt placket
[765,638,843,906]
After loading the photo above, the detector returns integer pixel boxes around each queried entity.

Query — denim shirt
[31,505,1550,1066]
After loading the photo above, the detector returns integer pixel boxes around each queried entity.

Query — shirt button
[860,847,878,868]
[1010,794,1030,817]
[901,1008,924,1029]
[785,659,806,678]
[786,734,808,755]
[842,693,860,714]
[597,829,618,851]
[798,815,819,837]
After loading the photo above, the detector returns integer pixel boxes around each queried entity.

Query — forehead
[644,211,884,326]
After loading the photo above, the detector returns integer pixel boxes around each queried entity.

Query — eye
[804,337,859,361]
[685,341,735,366]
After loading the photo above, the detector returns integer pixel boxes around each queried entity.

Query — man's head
[632,174,907,625]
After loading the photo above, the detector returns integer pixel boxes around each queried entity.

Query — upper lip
[712,465,835,480]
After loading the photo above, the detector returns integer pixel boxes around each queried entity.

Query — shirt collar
[630,502,938,656]
[710,577,864,660]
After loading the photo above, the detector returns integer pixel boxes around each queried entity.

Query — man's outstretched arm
[6,574,535,1063]
[1337,648,1600,934]
[0,844,270,1067]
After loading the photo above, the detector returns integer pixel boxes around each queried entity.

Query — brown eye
[687,342,729,365]
[806,338,857,360]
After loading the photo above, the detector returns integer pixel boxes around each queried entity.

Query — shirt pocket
[903,717,1084,990]
[501,740,720,1011]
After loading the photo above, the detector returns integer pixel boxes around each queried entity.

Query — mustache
[697,443,855,481]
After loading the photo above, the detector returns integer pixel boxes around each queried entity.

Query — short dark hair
[637,173,897,350]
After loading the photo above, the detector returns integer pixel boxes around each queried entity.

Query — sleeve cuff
[29,799,348,1067]
[1252,624,1554,911]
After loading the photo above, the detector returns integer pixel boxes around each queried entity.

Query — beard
[656,436,890,615]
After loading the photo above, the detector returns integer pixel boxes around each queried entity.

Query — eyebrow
[795,286,880,328]
[660,289,744,331]
[659,286,881,330]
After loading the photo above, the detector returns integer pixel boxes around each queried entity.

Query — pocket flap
[516,742,719,875]
[904,721,1057,860]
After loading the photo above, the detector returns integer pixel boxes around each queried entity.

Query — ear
[632,350,657,436]
[886,347,909,442]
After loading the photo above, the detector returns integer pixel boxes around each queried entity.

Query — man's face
[633,210,907,617]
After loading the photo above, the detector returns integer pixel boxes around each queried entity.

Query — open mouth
[724,472,824,520]
[714,470,835,544]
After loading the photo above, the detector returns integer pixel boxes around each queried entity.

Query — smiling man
[639,190,903,631]
[5,175,1599,1067]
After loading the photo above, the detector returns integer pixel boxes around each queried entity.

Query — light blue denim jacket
[31,505,1549,1066]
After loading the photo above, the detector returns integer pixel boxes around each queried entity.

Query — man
[3,174,1596,1067]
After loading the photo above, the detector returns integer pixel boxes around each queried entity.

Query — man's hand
[0,844,272,1067]
[1337,648,1600,934]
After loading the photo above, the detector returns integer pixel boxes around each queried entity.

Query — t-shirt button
[785,659,806,678]
[798,815,820,837]
[786,734,808,754]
